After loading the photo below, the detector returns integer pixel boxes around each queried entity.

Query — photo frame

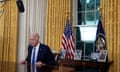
[74,50,82,60]
[90,52,99,60]
[97,50,107,62]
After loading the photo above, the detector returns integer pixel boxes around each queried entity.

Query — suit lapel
[36,43,44,61]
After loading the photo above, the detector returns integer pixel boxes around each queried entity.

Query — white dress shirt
[31,43,40,63]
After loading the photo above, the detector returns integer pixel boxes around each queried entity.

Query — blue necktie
[32,48,36,64]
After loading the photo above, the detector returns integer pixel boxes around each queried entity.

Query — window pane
[76,0,100,60]
[85,42,94,56]
[79,0,86,11]
[86,11,99,25]
[78,12,86,25]
[86,0,100,10]
[78,11,99,25]
[86,12,94,21]
[96,0,100,9]
[87,0,95,10]
[78,0,100,25]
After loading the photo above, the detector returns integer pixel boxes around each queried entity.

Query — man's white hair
[30,32,40,39]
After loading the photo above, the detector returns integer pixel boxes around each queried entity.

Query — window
[78,0,100,25]
[74,0,100,60]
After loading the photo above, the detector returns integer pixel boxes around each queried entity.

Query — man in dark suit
[21,33,55,67]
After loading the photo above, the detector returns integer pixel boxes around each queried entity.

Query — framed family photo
[97,50,108,62]
[74,50,82,60]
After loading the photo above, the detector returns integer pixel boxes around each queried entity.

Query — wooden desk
[0,61,74,72]
[58,59,113,72]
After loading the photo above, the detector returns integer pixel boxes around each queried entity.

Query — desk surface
[59,59,113,67]
[0,61,74,72]
[58,59,113,72]
[0,60,113,72]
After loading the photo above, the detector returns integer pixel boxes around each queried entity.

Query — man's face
[29,35,39,47]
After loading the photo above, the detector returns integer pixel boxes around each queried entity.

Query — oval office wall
[0,0,120,72]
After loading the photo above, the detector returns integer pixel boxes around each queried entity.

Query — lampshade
[74,25,97,42]
[80,25,97,42]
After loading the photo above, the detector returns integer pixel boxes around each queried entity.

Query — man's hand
[35,61,46,67]
[19,60,27,64]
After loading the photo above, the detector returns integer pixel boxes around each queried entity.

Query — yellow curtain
[45,0,71,52]
[0,0,17,63]
[100,0,120,72]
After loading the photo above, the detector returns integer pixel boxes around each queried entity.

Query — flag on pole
[95,19,107,52]
[61,19,75,60]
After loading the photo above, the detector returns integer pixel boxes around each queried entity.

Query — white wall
[17,0,47,62]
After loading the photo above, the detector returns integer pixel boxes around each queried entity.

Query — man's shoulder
[40,43,49,48]
[39,43,51,51]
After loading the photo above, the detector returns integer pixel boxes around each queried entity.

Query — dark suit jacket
[26,43,55,65]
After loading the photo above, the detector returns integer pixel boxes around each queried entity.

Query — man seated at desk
[20,33,55,67]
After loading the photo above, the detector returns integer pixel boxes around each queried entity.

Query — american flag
[61,19,75,60]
